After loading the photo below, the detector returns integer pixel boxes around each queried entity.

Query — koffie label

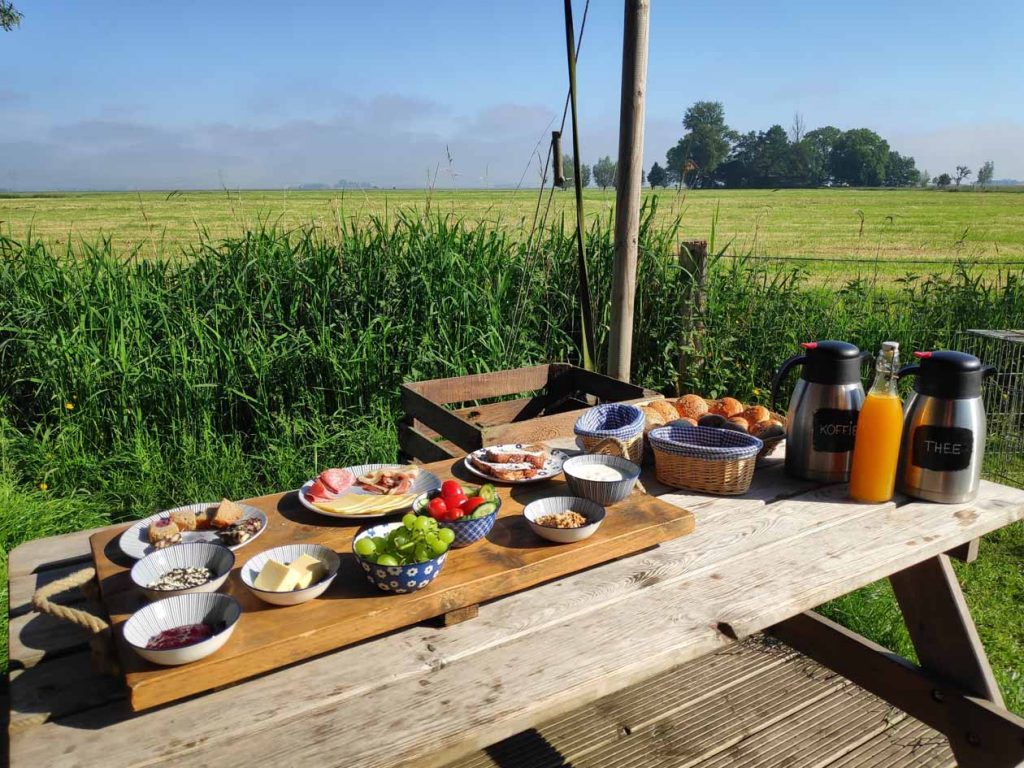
[912,426,973,472]
[811,408,859,453]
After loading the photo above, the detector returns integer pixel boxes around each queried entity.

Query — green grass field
[3,188,1024,272]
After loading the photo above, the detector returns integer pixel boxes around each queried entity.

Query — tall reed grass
[0,206,1021,521]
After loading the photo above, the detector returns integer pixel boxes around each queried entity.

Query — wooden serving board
[89,458,695,711]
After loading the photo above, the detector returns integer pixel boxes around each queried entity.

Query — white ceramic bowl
[130,542,235,602]
[562,454,641,505]
[523,496,606,544]
[241,543,341,606]
[123,592,241,666]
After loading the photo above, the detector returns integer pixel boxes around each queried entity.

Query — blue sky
[2,0,1022,189]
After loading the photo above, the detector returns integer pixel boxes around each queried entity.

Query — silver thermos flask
[771,341,870,482]
[897,350,994,503]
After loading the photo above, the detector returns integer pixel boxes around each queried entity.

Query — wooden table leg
[771,611,1024,768]
[889,553,1010,766]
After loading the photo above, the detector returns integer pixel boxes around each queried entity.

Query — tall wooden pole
[608,0,650,382]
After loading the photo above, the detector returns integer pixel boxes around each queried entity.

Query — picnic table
[7,441,1024,767]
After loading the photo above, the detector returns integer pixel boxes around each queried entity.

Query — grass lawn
[2,188,1024,276]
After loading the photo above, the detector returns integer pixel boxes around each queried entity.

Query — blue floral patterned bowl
[352,522,448,594]
[412,489,501,547]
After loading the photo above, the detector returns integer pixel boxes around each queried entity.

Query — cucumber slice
[477,483,498,503]
[468,501,498,519]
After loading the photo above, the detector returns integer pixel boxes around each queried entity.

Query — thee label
[912,426,974,472]
[812,408,859,453]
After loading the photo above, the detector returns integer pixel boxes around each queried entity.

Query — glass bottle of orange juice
[849,341,903,503]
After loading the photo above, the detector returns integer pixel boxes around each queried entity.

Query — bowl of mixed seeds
[522,496,606,544]
[131,542,236,601]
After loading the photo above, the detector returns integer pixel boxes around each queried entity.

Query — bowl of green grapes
[352,514,453,593]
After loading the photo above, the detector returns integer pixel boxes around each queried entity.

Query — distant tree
[953,165,972,189]
[666,101,735,189]
[593,156,616,190]
[789,111,806,143]
[801,126,842,186]
[579,163,591,188]
[919,170,931,188]
[829,128,890,186]
[884,151,921,187]
[977,161,995,188]
[1,0,21,30]
[935,173,952,189]
[647,162,668,188]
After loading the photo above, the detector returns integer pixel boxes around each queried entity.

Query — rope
[31,567,110,634]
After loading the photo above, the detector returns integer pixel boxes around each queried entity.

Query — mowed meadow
[4,187,1024,272]
[1,189,1023,707]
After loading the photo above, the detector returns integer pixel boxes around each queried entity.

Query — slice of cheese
[312,493,417,516]
[254,558,301,592]
[289,553,326,589]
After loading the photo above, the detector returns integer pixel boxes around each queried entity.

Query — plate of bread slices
[120,499,268,560]
[464,443,568,484]
[298,464,441,519]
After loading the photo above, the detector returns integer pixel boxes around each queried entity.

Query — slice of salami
[320,468,355,494]
[306,477,338,501]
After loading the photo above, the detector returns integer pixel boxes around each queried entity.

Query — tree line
[568,102,998,192]
[650,101,927,189]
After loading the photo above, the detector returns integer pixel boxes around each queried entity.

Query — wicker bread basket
[647,425,763,496]
[575,404,645,464]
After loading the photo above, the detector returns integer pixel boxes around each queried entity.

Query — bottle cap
[882,341,899,351]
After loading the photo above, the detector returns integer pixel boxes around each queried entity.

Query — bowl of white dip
[562,454,641,505]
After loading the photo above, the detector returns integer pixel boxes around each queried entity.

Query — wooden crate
[399,363,661,462]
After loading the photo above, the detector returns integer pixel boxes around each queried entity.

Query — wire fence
[958,329,1024,488]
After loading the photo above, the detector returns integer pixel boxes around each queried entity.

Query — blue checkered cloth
[648,425,763,461]
[574,403,645,441]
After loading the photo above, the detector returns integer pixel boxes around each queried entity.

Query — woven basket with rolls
[640,395,786,463]
[574,403,645,464]
[647,425,764,495]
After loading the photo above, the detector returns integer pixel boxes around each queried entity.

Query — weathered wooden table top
[8,445,1024,768]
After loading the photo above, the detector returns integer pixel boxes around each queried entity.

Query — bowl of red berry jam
[123,592,241,666]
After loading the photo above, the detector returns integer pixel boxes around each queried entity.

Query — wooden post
[552,131,565,188]
[607,0,650,382]
[676,239,708,394]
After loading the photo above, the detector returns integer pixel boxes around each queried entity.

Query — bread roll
[719,397,744,417]
[647,399,678,424]
[742,405,771,425]
[675,394,709,420]
[640,405,667,434]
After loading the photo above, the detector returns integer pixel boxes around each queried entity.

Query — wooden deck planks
[444,636,953,768]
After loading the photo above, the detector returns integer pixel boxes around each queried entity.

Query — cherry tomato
[448,506,466,520]
[427,497,448,520]
[443,491,466,510]
[461,497,487,515]
[440,480,465,498]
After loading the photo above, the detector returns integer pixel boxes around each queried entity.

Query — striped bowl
[562,454,641,505]
[130,542,236,602]
[123,592,241,666]
[240,544,341,606]
[523,496,606,544]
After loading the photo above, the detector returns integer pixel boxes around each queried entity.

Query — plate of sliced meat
[464,444,569,484]
[298,464,441,519]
